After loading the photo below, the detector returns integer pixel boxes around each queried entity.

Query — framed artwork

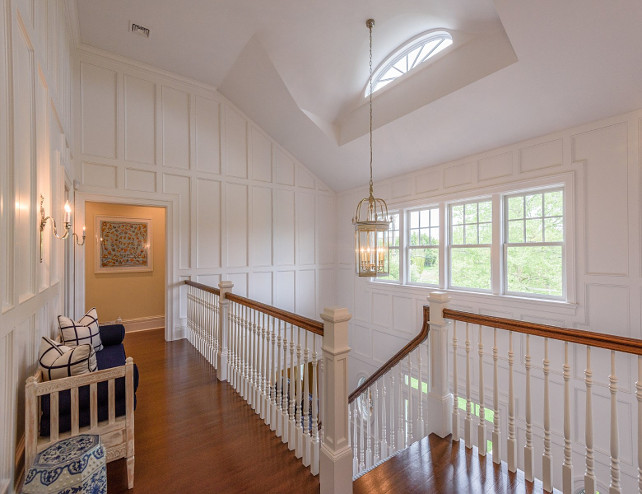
[95,216,153,273]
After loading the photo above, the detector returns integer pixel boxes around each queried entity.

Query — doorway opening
[84,202,166,332]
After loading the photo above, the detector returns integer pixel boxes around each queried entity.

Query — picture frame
[95,216,153,273]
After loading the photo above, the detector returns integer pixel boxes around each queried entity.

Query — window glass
[504,189,564,297]
[408,207,439,284]
[449,200,492,291]
[378,213,400,282]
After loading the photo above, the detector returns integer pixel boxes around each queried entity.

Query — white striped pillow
[58,308,103,351]
[38,337,97,381]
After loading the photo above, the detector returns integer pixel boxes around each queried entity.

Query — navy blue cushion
[98,324,126,346]
[39,342,139,437]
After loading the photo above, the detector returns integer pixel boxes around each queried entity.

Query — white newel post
[320,307,353,494]
[427,291,453,438]
[217,281,234,382]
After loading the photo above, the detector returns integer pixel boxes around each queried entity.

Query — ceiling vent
[130,22,150,38]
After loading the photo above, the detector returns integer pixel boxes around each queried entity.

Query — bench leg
[127,455,135,489]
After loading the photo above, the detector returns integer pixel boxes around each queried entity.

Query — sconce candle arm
[39,194,85,263]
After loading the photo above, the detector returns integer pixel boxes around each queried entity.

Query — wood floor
[354,435,558,494]
[106,328,319,493]
[108,329,556,493]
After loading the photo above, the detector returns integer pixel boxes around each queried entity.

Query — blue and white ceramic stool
[23,434,107,494]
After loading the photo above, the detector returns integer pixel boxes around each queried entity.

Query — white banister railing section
[441,305,642,494]
[348,304,430,480]
[185,281,352,494]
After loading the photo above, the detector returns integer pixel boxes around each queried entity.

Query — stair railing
[348,304,431,479]
[440,297,642,494]
[185,281,353,494]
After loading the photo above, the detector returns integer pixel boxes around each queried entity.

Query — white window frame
[501,185,567,301]
[447,198,493,293]
[368,172,576,305]
[406,205,440,287]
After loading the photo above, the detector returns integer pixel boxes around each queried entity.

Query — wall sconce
[39,194,86,262]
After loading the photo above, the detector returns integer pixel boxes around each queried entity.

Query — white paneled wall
[0,0,76,491]
[337,110,642,492]
[75,46,337,339]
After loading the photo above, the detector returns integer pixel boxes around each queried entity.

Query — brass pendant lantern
[352,18,391,278]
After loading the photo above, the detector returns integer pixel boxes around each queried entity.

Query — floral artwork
[95,217,153,273]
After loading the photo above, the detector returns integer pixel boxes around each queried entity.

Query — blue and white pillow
[38,337,97,381]
[58,308,103,351]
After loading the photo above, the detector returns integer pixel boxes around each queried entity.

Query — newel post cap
[218,281,234,289]
[320,307,352,324]
[427,291,450,303]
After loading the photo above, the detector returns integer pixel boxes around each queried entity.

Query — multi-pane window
[408,207,439,285]
[449,200,492,290]
[379,213,400,282]
[372,184,567,302]
[504,189,564,297]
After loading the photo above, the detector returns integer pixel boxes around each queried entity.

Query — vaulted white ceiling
[77,0,642,191]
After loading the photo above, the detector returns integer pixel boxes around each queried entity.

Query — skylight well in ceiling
[366,30,453,97]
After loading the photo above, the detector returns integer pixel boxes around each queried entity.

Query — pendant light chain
[368,19,374,197]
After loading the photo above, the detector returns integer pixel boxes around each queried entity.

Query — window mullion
[492,193,502,295]
[439,203,446,290]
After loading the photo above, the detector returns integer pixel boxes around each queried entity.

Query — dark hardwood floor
[108,329,556,493]
[354,434,558,494]
[106,328,319,493]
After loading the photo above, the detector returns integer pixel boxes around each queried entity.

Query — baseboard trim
[118,315,165,333]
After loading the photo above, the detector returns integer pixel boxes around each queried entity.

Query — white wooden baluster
[281,322,289,443]
[562,342,573,494]
[249,309,255,409]
[373,379,380,465]
[209,293,214,364]
[407,353,413,445]
[289,326,298,450]
[507,331,517,473]
[381,376,388,459]
[524,334,533,481]
[542,338,552,491]
[227,301,233,385]
[417,344,424,440]
[452,321,460,442]
[269,316,277,431]
[352,404,358,475]
[398,364,405,450]
[366,387,372,469]
[241,305,247,399]
[390,374,396,453]
[293,327,302,453]
[609,351,620,494]
[254,309,259,408]
[465,323,472,448]
[303,332,312,466]
[259,313,266,420]
[492,328,500,463]
[585,346,596,493]
[359,398,366,473]
[230,303,236,389]
[635,356,642,492]
[478,325,486,456]
[276,319,283,437]
[311,335,320,475]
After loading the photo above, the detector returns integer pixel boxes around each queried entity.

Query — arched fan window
[366,30,453,96]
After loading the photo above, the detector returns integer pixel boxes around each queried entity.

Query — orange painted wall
[85,202,165,322]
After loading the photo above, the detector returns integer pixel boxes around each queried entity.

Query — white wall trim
[106,314,165,333]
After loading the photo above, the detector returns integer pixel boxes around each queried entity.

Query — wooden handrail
[184,280,323,335]
[348,306,430,403]
[185,280,221,296]
[443,308,642,356]
[226,292,324,336]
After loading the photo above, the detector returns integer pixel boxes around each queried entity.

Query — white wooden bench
[25,357,135,489]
